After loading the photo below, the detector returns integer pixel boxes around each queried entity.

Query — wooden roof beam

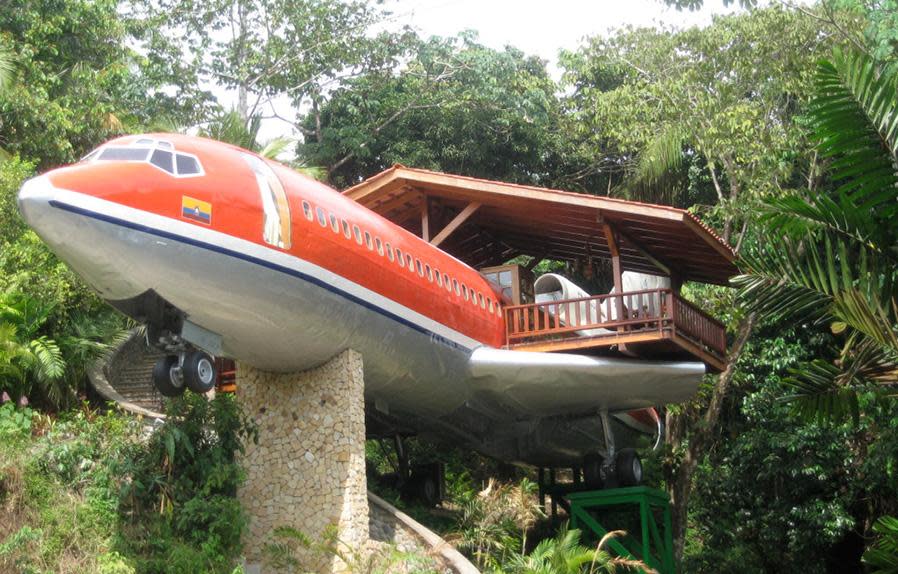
[615,227,672,276]
[431,201,482,247]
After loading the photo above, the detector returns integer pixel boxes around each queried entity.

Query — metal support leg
[550,468,557,518]
[394,434,409,484]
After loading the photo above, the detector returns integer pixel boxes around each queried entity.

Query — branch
[328,102,443,174]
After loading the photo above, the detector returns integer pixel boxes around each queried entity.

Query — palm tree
[0,294,65,404]
[864,516,898,574]
[734,48,898,422]
[200,109,326,179]
[498,524,651,574]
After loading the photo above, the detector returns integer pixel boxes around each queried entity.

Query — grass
[0,404,140,573]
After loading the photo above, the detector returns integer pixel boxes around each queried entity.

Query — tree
[301,33,569,188]
[0,0,154,168]
[130,0,410,125]
[736,47,898,422]
[559,6,854,560]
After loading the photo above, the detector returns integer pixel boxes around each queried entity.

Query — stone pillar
[238,349,368,573]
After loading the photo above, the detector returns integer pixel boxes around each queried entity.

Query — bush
[116,393,257,573]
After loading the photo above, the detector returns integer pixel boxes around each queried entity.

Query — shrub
[116,393,257,573]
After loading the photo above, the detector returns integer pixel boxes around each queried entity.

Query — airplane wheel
[582,452,604,489]
[183,350,217,394]
[403,473,440,507]
[615,448,643,487]
[153,355,185,397]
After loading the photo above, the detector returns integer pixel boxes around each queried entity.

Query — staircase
[89,329,167,418]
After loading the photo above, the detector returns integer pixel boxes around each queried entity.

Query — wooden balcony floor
[506,328,726,373]
[503,288,727,372]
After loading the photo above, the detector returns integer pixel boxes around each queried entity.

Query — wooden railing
[504,288,726,359]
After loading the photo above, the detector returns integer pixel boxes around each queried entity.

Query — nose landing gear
[152,350,218,397]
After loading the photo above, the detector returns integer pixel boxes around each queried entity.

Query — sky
[384,0,740,69]
[255,0,745,141]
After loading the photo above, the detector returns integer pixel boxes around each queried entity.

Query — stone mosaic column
[238,349,369,573]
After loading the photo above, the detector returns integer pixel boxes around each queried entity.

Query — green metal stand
[567,486,675,574]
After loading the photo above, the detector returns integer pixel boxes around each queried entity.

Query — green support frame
[567,486,675,574]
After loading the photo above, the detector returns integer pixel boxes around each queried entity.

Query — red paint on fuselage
[47,134,506,348]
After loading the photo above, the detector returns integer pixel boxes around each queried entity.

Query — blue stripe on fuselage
[48,199,470,352]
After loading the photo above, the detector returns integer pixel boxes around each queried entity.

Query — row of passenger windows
[302,200,502,317]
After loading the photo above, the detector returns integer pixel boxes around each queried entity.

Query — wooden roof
[344,165,737,285]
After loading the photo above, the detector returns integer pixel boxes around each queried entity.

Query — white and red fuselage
[18,134,704,466]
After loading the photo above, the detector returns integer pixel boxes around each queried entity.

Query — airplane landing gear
[152,350,217,396]
[580,411,645,489]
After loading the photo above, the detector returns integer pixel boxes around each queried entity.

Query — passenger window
[479,293,486,309]
[453,279,460,295]
[330,214,339,233]
[462,285,468,300]
[303,201,314,221]
[415,259,423,276]
[397,249,404,267]
[425,264,433,282]
[375,237,384,256]
[488,299,493,312]
[353,225,363,244]
[176,154,201,175]
[386,243,394,262]
[150,149,174,174]
[435,269,442,286]
[364,231,373,250]
[444,274,452,291]
[342,219,351,238]
[316,207,327,227]
[406,254,414,272]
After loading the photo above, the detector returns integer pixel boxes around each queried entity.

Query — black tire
[183,350,217,394]
[582,452,604,489]
[153,355,185,397]
[615,448,643,487]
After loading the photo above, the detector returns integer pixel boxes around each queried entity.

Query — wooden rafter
[431,202,482,247]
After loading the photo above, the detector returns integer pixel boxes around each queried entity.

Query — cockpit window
[150,149,174,174]
[88,139,204,178]
[98,147,151,161]
[176,154,201,175]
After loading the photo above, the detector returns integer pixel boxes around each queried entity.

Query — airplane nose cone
[17,175,56,231]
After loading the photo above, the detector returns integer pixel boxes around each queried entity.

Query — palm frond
[781,359,861,425]
[737,233,897,347]
[258,136,294,160]
[864,516,898,574]
[809,49,898,217]
[28,337,65,382]
[761,192,886,253]
[0,45,13,94]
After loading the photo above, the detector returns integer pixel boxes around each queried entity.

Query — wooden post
[603,223,625,321]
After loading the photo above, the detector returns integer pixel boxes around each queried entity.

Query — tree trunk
[667,312,756,562]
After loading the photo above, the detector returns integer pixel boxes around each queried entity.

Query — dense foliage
[1,0,898,571]
[0,395,257,574]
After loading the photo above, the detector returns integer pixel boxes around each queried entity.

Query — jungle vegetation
[1,0,897,572]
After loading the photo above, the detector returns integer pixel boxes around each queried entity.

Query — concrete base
[238,349,368,573]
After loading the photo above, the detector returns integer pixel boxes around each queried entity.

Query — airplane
[17,133,717,492]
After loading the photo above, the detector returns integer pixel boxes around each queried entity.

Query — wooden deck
[504,289,727,372]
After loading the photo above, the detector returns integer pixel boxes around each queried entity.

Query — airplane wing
[467,347,705,417]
